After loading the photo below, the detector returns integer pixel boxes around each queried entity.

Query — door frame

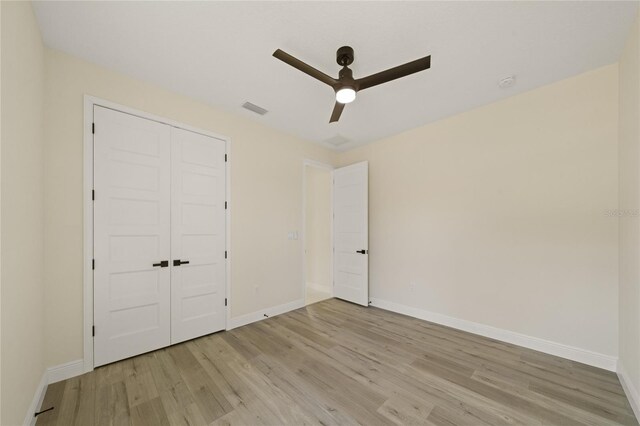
[83,95,231,372]
[302,159,334,305]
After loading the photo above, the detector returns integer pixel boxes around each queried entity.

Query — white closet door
[93,106,171,367]
[170,127,227,344]
[333,161,369,306]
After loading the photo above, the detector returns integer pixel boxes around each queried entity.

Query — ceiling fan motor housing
[337,46,354,66]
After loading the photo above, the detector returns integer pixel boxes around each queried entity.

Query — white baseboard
[23,359,85,425]
[618,360,640,422]
[47,359,85,384]
[23,371,48,426]
[227,299,305,330]
[369,298,618,372]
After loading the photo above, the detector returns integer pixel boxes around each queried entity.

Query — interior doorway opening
[304,162,333,305]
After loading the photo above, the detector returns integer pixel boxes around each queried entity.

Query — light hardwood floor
[37,299,638,426]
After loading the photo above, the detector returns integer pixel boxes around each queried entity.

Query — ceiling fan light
[336,87,356,104]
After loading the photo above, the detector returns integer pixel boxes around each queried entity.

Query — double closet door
[93,106,226,367]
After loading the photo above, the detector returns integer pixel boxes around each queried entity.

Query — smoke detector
[498,75,516,89]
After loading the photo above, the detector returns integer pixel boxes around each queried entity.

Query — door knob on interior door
[356,250,367,254]
[173,259,190,266]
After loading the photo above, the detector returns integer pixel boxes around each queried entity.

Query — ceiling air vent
[242,102,268,115]
[324,135,350,147]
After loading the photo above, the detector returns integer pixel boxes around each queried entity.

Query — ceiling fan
[273,46,431,123]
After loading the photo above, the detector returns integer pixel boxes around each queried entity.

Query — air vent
[242,102,268,115]
[324,135,350,147]
[498,75,516,89]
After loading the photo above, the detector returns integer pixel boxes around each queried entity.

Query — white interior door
[170,127,227,344]
[333,161,369,306]
[93,106,171,367]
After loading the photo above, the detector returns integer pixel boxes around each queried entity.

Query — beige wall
[1,2,46,425]
[1,4,3,422]
[305,165,332,293]
[1,1,2,421]
[339,65,619,357]
[43,49,336,367]
[618,8,640,406]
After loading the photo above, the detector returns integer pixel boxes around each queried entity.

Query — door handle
[153,260,169,267]
[173,259,190,266]
[356,250,367,254]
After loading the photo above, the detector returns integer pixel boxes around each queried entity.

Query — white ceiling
[33,1,638,151]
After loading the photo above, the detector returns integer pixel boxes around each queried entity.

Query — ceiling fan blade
[273,49,337,87]
[357,55,431,91]
[329,102,345,123]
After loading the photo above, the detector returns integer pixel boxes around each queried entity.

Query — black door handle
[153,260,169,267]
[173,259,190,266]
[356,250,367,254]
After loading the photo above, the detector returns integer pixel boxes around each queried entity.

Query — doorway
[303,162,333,305]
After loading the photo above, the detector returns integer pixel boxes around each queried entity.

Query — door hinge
[92,259,95,270]
[225,251,227,259]
[92,190,95,201]
[225,201,227,210]
[225,298,227,306]
[92,325,95,337]
[92,123,95,134]
[225,154,227,162]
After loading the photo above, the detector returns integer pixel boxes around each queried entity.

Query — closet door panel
[93,106,171,367]
[171,127,226,344]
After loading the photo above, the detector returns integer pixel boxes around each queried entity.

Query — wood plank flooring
[37,299,638,426]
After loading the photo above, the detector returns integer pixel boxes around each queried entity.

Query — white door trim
[83,95,231,372]
[302,160,334,305]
